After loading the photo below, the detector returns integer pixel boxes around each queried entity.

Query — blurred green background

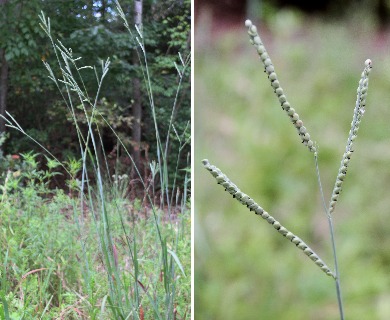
[195,4,390,320]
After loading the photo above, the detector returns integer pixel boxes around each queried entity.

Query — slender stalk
[314,151,328,214]
[329,216,344,319]
[315,152,344,318]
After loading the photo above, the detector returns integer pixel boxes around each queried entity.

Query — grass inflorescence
[245,19,317,153]
[202,19,372,320]
[202,159,335,278]
[328,59,372,215]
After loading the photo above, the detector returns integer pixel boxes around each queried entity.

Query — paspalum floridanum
[202,19,372,320]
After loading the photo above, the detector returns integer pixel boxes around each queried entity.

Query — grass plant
[0,3,190,319]
[201,19,375,319]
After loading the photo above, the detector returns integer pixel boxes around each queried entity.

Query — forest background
[0,0,191,187]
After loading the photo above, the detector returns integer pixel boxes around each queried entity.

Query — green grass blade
[167,249,186,277]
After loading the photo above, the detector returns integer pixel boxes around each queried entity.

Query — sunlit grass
[0,5,190,319]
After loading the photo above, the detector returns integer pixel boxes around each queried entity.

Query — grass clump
[0,3,190,319]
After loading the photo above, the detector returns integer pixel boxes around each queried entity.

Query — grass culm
[202,19,372,320]
[0,2,190,319]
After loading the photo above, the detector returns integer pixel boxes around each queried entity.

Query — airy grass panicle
[245,19,316,153]
[202,159,335,278]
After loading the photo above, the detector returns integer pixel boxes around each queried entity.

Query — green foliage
[0,1,42,61]
[0,175,191,318]
[0,187,81,318]
[63,156,82,192]
[3,0,191,193]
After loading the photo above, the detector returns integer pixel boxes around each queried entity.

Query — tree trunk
[131,0,143,179]
[0,47,9,135]
[0,0,8,137]
[100,0,106,22]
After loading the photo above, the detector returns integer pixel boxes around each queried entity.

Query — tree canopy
[0,0,191,191]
